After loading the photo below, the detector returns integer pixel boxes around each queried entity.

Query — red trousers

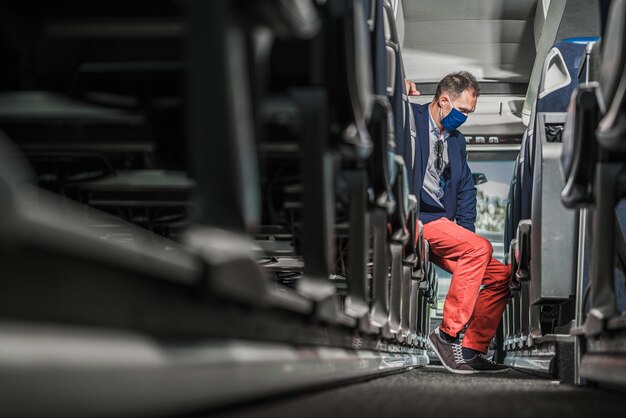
[423,218,511,353]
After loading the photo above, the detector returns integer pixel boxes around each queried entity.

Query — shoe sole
[428,333,476,375]
[470,367,511,374]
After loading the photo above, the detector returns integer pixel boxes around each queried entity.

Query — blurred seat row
[0,0,437,350]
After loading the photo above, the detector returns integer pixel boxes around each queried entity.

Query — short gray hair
[434,71,480,101]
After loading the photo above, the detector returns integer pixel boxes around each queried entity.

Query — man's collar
[427,105,449,139]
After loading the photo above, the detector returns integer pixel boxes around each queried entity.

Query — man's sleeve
[456,139,477,232]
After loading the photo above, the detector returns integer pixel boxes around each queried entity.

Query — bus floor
[203,365,626,418]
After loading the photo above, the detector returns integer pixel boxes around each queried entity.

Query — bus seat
[383,0,433,343]
[536,39,596,114]
[575,0,626,336]
[256,0,383,327]
[78,170,194,236]
[388,156,409,336]
[0,129,214,329]
[514,220,531,283]
[184,0,283,308]
[368,96,396,331]
[0,91,150,193]
[597,0,626,123]
[384,0,404,162]
[504,154,520,253]
[503,36,597,358]
[596,0,626,152]
[520,37,592,304]
[528,114,578,305]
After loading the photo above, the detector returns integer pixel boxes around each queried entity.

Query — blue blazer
[410,103,477,232]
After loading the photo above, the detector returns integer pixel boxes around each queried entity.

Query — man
[409,71,511,374]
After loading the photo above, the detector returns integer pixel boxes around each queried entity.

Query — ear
[439,95,449,108]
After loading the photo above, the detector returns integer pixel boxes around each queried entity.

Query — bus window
[433,159,515,317]
[469,160,515,261]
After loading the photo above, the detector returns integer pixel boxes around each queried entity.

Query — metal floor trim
[504,351,555,375]
[0,321,429,417]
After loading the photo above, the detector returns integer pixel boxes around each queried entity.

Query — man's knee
[474,236,493,259]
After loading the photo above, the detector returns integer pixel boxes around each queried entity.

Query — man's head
[432,71,480,132]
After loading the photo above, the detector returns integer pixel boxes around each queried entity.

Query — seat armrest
[390,156,409,245]
[514,220,532,282]
[561,85,600,208]
[404,194,418,266]
[368,95,396,213]
[413,237,428,281]
[508,239,521,291]
[411,220,426,280]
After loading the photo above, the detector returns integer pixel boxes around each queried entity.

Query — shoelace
[451,343,466,364]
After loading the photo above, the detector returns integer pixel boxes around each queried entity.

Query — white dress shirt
[422,107,450,207]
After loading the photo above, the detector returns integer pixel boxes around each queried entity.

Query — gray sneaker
[465,353,510,374]
[428,328,475,375]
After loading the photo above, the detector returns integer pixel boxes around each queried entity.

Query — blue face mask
[440,101,467,132]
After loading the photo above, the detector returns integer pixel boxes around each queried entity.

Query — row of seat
[0,0,437,351]
[0,1,190,237]
[250,0,437,345]
[502,0,626,386]
[501,0,601,373]
[558,0,626,386]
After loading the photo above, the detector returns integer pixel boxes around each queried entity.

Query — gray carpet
[208,366,626,418]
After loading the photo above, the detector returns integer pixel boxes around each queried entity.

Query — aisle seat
[560,0,626,336]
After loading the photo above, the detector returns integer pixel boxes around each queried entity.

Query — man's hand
[405,79,420,96]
